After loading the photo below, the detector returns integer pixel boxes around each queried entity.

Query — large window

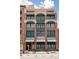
[36,14,45,36]
[47,31,56,37]
[26,31,34,37]
[26,15,34,20]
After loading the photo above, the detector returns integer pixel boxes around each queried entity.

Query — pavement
[20,51,59,59]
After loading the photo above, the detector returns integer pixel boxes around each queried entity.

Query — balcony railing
[26,37,34,42]
[47,37,56,42]
[47,37,56,39]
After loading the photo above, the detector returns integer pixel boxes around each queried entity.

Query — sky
[32,0,59,12]
[24,0,59,12]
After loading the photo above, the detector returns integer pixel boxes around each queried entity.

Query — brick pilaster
[44,15,47,50]
[34,15,36,50]
[21,7,26,52]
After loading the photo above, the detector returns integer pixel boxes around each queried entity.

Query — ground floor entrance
[36,42,45,50]
[47,42,56,50]
[26,42,34,51]
[26,42,56,51]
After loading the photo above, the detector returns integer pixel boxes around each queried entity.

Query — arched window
[46,21,55,30]
[36,14,45,36]
[36,14,45,23]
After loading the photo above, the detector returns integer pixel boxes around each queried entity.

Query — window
[26,31,34,37]
[36,15,44,23]
[37,42,44,49]
[36,23,45,30]
[47,22,55,29]
[47,31,56,37]
[37,31,45,36]
[47,42,56,49]
[47,23,55,28]
[27,23,34,28]
[47,15,55,19]
[26,15,34,20]
[36,15,44,20]
[26,22,35,30]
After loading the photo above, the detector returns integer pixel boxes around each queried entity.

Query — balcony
[26,37,34,42]
[37,37,45,42]
[47,37,56,42]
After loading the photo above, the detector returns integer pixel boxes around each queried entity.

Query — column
[55,13,59,50]
[44,15,47,50]
[34,15,36,50]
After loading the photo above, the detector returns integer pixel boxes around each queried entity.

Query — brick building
[20,1,59,51]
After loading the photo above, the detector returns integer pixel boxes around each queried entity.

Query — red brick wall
[21,6,26,51]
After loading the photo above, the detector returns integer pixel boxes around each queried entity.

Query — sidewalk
[20,51,59,59]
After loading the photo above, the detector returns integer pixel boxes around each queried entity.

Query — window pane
[47,15,55,19]
[36,23,44,31]
[26,31,34,37]
[26,15,34,20]
[37,31,44,36]
[47,31,55,37]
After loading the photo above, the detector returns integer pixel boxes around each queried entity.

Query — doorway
[26,42,34,51]
[36,42,45,50]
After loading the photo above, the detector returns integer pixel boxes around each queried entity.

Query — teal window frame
[26,15,34,20]
[47,15,55,19]
[47,31,56,37]
[26,31,34,37]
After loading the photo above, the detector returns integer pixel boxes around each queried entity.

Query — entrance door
[26,42,34,51]
[26,42,31,51]
[47,42,56,49]
[37,42,45,50]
